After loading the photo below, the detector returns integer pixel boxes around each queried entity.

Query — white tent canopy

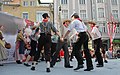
[0,11,25,35]
[0,12,26,63]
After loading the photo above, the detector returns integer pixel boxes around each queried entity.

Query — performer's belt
[40,33,51,36]
[79,32,86,34]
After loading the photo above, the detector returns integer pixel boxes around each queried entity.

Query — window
[98,8,104,18]
[36,11,48,22]
[99,23,106,33]
[36,12,43,22]
[80,10,86,19]
[23,1,28,6]
[112,10,118,19]
[111,0,117,5]
[22,12,29,19]
[79,0,86,4]
[2,1,9,4]
[30,1,35,6]
[61,0,67,4]
[97,0,104,3]
[61,10,68,19]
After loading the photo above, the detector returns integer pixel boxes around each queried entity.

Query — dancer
[50,20,73,68]
[88,21,104,67]
[31,13,59,72]
[63,13,94,71]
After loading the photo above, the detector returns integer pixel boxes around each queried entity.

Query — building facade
[2,0,53,22]
[54,0,120,50]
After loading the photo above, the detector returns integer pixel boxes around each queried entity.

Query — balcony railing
[2,0,13,2]
[2,0,20,6]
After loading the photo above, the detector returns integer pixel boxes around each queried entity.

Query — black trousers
[74,32,93,68]
[51,43,60,58]
[51,43,57,57]
[34,33,51,62]
[94,38,103,65]
[51,40,70,66]
[29,39,37,56]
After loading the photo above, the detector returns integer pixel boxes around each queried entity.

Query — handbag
[5,42,11,49]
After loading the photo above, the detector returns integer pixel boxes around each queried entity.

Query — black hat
[71,13,79,18]
[42,13,50,18]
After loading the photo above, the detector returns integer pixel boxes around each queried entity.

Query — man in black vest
[31,13,59,72]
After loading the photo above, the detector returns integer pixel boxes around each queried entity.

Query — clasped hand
[60,37,64,42]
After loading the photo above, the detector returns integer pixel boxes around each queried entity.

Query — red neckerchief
[42,19,48,22]
[77,18,82,22]
[63,24,68,28]
[91,25,95,29]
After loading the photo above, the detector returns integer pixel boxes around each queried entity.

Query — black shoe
[74,65,84,70]
[31,66,35,70]
[84,67,94,71]
[104,60,108,63]
[96,65,103,67]
[46,68,50,72]
[65,65,73,68]
[0,64,3,66]
[24,63,31,67]
[16,60,22,64]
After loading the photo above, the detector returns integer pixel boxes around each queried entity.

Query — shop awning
[113,39,120,44]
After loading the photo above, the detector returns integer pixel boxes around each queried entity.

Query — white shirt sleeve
[81,22,88,31]
[68,21,75,32]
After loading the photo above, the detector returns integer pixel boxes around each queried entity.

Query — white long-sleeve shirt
[68,19,87,33]
[69,28,78,43]
[91,26,101,40]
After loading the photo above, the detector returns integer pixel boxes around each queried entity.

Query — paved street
[0,58,120,75]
